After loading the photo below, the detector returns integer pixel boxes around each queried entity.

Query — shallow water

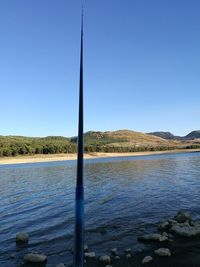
[0,152,200,266]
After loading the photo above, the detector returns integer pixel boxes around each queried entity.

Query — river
[1,152,200,266]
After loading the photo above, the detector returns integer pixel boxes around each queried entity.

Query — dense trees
[0,136,76,157]
[0,135,200,157]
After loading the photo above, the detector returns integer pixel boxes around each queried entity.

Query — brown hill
[83,130,180,147]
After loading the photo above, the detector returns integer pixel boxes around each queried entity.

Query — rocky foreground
[15,210,200,266]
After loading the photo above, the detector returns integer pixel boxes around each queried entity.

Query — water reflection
[0,152,200,266]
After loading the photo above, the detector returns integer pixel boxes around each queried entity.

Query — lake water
[0,152,200,267]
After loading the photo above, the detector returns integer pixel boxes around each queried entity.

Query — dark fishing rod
[74,6,84,267]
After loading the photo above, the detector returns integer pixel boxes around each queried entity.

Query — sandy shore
[0,149,200,165]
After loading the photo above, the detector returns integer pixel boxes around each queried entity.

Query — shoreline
[0,149,200,165]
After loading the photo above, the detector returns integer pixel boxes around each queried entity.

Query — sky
[1,0,200,137]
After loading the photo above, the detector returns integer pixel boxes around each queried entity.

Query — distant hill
[149,130,200,141]
[72,130,175,147]
[148,132,177,140]
[184,131,200,140]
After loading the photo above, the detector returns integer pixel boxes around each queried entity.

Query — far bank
[0,149,200,165]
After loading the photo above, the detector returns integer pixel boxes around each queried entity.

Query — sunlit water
[0,152,200,266]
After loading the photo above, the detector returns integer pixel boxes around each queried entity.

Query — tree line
[0,136,200,157]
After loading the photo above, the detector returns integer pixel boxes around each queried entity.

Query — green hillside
[0,130,200,157]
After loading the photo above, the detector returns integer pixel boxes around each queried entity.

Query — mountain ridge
[148,130,200,140]
[2,129,200,142]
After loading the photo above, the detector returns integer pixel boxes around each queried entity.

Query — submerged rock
[16,232,29,243]
[124,248,131,253]
[110,248,118,255]
[115,256,120,260]
[99,255,111,264]
[162,232,168,237]
[142,256,153,264]
[171,221,200,237]
[158,221,170,230]
[24,253,47,263]
[174,210,192,223]
[126,253,131,259]
[138,233,168,242]
[84,252,96,258]
[168,219,178,226]
[154,248,171,257]
[84,245,89,252]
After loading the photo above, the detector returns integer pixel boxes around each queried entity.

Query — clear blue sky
[1,0,199,137]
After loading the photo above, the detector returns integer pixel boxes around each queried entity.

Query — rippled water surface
[1,152,200,266]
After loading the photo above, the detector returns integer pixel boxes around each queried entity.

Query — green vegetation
[1,130,200,157]
[0,136,76,157]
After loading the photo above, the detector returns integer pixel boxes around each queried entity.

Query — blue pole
[74,7,84,267]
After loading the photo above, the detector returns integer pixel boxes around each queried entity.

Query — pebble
[142,255,153,264]
[16,232,29,243]
[154,248,171,257]
[138,233,168,242]
[24,253,47,263]
[84,245,89,252]
[126,253,131,259]
[110,248,118,255]
[162,232,168,237]
[84,252,96,258]
[99,255,111,264]
[124,248,131,253]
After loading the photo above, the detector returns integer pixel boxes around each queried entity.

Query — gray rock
[110,248,118,255]
[158,221,170,230]
[142,256,153,264]
[84,245,89,252]
[174,211,192,223]
[24,253,47,263]
[115,256,120,260]
[84,252,96,258]
[154,248,171,257]
[168,219,178,226]
[16,232,29,243]
[138,233,168,242]
[162,232,168,237]
[99,255,111,264]
[190,221,195,226]
[171,221,200,237]
[124,248,131,253]
[126,253,131,259]
[173,221,190,227]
